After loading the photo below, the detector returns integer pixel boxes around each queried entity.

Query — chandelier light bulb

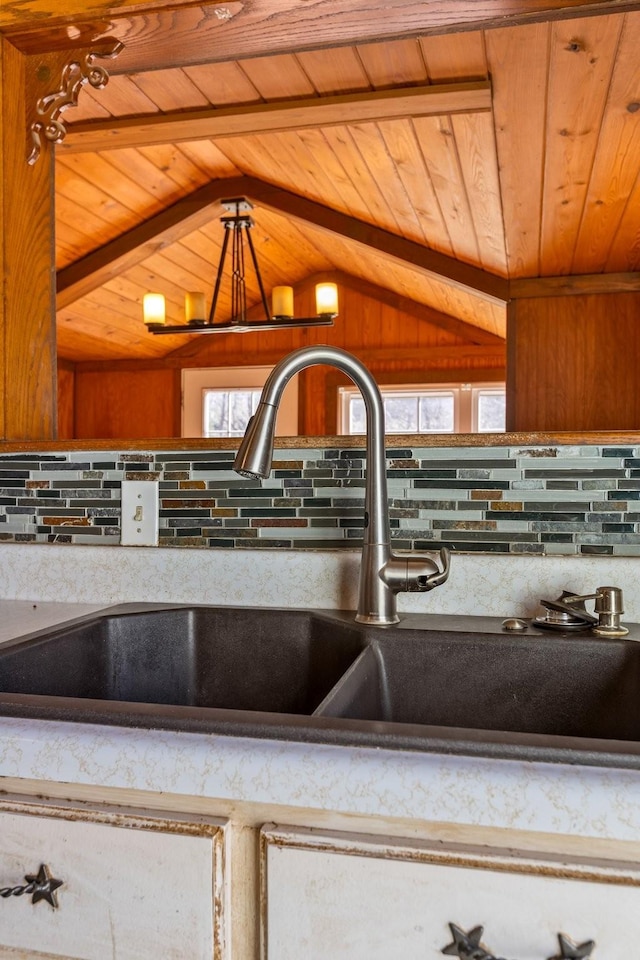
[143,293,166,326]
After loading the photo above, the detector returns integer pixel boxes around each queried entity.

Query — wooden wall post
[507,289,640,432]
[0,38,57,440]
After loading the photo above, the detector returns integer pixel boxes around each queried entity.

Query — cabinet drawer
[262,826,640,960]
[0,803,226,960]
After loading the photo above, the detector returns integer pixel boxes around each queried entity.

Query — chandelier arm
[208,223,232,325]
[244,225,271,322]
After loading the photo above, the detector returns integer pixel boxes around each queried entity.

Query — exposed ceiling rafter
[56,176,510,310]
[56,178,245,309]
[240,178,510,304]
[166,340,507,368]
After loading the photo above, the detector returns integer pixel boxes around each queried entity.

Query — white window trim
[339,382,506,435]
[202,387,264,438]
[181,367,299,438]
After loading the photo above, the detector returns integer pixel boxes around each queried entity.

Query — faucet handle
[562,591,600,605]
[381,548,451,594]
[408,548,451,592]
[418,547,450,590]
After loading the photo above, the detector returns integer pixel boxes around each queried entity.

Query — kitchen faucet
[233,345,450,625]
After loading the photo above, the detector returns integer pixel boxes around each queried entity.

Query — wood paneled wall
[72,368,181,439]
[64,277,506,438]
[506,290,640,431]
[57,362,75,439]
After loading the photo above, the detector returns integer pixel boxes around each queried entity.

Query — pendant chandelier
[143,198,338,335]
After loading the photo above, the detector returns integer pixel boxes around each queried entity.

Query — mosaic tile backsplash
[1,443,640,556]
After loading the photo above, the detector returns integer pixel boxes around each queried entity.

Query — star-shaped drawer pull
[442,923,503,959]
[24,864,64,908]
[1,864,64,909]
[442,924,595,960]
[550,933,596,960]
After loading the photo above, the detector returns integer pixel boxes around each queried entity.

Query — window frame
[338,381,506,435]
[201,387,264,438]
[181,366,299,438]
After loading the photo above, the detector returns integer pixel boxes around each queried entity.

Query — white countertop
[1,714,639,845]
[0,599,105,646]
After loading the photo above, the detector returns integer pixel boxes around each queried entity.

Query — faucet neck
[257,346,391,551]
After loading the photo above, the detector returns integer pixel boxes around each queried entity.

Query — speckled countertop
[2,714,640,845]
[0,600,106,645]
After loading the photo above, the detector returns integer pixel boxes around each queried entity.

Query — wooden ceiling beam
[72,342,506,373]
[4,0,638,31]
[56,175,510,308]
[510,273,640,298]
[241,178,510,304]
[5,2,640,72]
[55,175,253,307]
[0,0,203,28]
[61,81,491,154]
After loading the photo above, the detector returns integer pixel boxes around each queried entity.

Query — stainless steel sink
[0,604,365,715]
[316,629,640,742]
[1,604,640,769]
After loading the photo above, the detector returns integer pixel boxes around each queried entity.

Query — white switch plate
[120,480,159,546]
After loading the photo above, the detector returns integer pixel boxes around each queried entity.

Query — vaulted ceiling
[36,5,640,362]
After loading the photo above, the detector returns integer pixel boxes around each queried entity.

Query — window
[203,388,263,438]
[181,367,299,438]
[474,386,507,433]
[339,383,506,435]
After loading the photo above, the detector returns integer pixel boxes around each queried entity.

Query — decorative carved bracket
[27,37,124,165]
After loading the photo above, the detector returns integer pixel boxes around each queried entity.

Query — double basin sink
[0,603,639,767]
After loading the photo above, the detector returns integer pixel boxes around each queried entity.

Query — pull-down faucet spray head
[234,402,278,480]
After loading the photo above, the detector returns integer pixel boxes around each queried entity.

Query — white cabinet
[3,795,640,959]
[0,802,227,960]
[261,826,640,960]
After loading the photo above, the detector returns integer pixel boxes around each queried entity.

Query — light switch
[120,480,159,546]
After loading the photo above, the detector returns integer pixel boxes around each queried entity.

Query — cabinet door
[262,826,640,960]
[0,803,227,960]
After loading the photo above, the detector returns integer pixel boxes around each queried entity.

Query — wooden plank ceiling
[52,9,640,361]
